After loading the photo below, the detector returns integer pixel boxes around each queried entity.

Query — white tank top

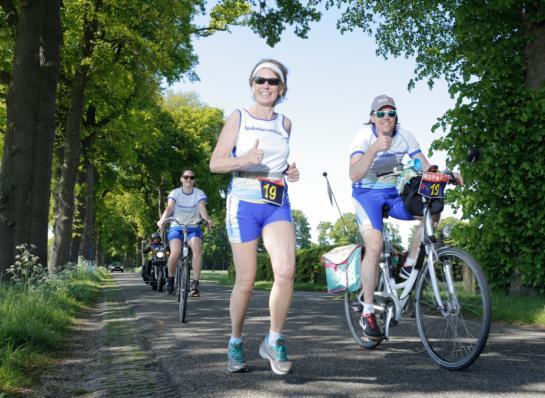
[228,108,290,202]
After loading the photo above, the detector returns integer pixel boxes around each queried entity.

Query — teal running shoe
[227,342,248,373]
[259,337,292,375]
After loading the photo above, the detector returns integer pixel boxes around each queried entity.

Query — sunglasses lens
[253,77,281,86]
[183,176,195,180]
[375,110,396,118]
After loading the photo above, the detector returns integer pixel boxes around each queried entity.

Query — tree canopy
[292,209,312,249]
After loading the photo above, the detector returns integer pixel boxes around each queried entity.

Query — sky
[170,10,457,247]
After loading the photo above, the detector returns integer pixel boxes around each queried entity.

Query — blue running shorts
[352,187,414,233]
[167,225,203,242]
[226,195,293,243]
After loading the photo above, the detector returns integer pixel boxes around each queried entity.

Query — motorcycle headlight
[156,251,164,258]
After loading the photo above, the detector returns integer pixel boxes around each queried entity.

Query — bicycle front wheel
[178,258,190,323]
[415,246,491,370]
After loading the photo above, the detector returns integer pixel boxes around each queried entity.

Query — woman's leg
[167,239,182,277]
[188,237,203,281]
[230,239,258,338]
[262,221,296,334]
[361,228,383,307]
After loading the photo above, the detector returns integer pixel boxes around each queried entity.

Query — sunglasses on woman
[375,110,397,118]
[253,77,281,86]
[182,175,195,180]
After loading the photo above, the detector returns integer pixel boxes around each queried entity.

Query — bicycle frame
[345,167,490,370]
[371,195,459,339]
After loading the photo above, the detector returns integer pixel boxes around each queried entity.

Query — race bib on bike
[418,172,449,199]
[259,178,285,206]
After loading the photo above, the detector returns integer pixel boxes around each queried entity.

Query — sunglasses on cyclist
[182,175,195,180]
[375,110,397,118]
[253,77,281,86]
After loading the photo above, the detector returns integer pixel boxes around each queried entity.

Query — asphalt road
[109,272,545,398]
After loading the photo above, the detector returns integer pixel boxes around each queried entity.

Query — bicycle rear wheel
[178,258,190,323]
[344,290,381,349]
[415,246,491,370]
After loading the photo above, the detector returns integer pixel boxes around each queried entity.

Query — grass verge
[0,267,109,395]
[491,293,545,326]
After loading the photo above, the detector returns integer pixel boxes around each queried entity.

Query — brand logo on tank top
[244,126,282,135]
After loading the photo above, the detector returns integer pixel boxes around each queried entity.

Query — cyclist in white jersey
[210,59,300,375]
[157,170,213,296]
[349,94,462,340]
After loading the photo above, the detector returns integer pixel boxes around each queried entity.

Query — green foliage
[334,1,545,292]
[0,268,106,390]
[208,0,252,32]
[292,209,312,249]
[490,292,545,325]
[330,213,360,245]
[0,7,13,168]
[239,244,334,284]
[317,221,333,246]
[255,252,274,281]
[202,211,232,270]
[92,93,227,264]
[383,222,403,251]
[294,244,333,284]
[244,0,322,47]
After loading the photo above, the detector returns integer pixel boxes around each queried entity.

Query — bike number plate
[259,178,285,206]
[418,172,449,199]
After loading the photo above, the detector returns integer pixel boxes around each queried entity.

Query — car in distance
[108,262,124,273]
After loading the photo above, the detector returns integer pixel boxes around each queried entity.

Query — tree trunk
[81,139,95,263]
[524,10,545,89]
[49,73,86,271]
[463,263,476,294]
[69,166,87,264]
[95,226,103,267]
[50,8,98,271]
[0,0,61,276]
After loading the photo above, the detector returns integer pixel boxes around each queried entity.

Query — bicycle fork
[425,244,460,317]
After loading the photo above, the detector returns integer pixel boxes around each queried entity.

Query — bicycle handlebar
[378,166,460,185]
[162,217,209,228]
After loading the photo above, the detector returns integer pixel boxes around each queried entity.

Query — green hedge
[229,245,335,284]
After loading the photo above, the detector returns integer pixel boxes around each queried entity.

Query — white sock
[268,330,283,346]
[229,336,242,345]
[404,257,416,268]
[363,303,375,316]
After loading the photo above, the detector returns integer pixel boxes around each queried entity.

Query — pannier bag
[401,176,444,216]
[321,244,362,293]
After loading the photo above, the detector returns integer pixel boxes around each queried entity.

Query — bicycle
[162,217,208,323]
[344,166,491,370]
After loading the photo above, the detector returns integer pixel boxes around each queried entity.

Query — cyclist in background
[157,170,213,296]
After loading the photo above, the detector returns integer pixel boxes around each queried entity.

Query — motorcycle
[149,245,168,292]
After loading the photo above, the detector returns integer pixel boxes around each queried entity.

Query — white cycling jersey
[350,124,421,189]
[167,187,207,226]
